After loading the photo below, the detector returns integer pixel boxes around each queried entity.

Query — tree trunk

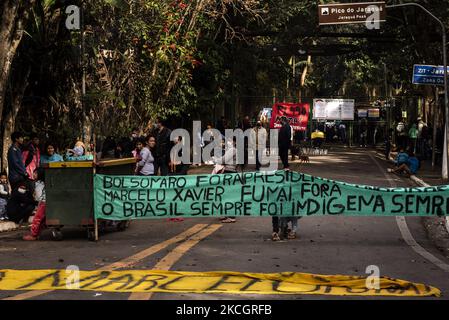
[0,1,33,132]
[299,55,312,100]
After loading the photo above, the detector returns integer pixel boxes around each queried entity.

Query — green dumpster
[43,158,135,240]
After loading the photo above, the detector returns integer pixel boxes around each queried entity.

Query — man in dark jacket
[7,132,28,191]
[278,118,292,170]
[154,119,173,176]
[119,128,141,157]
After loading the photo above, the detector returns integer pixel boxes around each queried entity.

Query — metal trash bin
[43,158,135,240]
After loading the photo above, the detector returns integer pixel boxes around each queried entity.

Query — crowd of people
[0,116,303,242]
[1,131,94,240]
[390,117,432,158]
[384,117,432,177]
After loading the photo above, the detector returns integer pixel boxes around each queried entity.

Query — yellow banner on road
[0,269,440,297]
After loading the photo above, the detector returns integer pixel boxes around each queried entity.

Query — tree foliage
[1,0,449,167]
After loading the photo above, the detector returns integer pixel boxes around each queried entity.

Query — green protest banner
[93,170,449,220]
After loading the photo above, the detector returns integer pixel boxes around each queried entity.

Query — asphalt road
[1,147,449,300]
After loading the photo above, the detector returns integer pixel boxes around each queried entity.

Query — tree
[0,1,34,152]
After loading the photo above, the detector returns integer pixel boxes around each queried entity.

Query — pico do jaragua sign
[318,2,386,25]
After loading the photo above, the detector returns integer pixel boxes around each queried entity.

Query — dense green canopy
[1,0,448,168]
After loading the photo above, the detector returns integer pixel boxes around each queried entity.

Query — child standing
[23,168,46,241]
[0,172,10,221]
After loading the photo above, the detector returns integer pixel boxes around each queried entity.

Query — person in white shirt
[213,137,237,174]
[135,136,156,176]
[212,138,237,223]
[0,172,10,220]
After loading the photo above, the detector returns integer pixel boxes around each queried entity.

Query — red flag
[269,103,310,131]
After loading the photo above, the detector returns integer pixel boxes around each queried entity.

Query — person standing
[280,216,300,240]
[408,123,418,153]
[0,172,10,221]
[119,128,141,157]
[170,136,189,175]
[339,122,347,145]
[359,120,368,148]
[250,121,267,171]
[204,124,216,165]
[216,116,227,137]
[135,136,156,176]
[278,118,292,170]
[396,119,407,150]
[213,137,238,223]
[22,168,47,241]
[385,135,392,161]
[273,119,293,241]
[22,134,40,181]
[193,122,204,166]
[7,132,28,191]
[154,119,172,176]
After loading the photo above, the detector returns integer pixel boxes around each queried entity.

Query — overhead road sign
[318,2,386,26]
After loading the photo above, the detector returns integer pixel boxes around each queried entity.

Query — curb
[410,175,449,235]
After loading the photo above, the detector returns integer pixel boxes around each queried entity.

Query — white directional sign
[313,99,355,120]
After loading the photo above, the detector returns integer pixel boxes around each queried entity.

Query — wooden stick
[93,133,99,242]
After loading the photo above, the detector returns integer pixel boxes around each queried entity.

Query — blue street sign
[412,64,449,86]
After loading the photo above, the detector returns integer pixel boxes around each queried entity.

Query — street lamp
[386,3,449,180]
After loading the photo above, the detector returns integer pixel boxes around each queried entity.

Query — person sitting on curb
[5,182,37,225]
[394,148,409,167]
[388,151,420,177]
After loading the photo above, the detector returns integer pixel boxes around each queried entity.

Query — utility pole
[80,0,87,143]
[387,3,449,180]
[383,62,389,139]
[432,88,439,169]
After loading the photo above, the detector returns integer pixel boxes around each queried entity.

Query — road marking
[128,224,222,300]
[368,152,449,273]
[3,223,208,300]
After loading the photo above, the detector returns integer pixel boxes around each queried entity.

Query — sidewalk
[413,159,444,186]
[383,149,449,235]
